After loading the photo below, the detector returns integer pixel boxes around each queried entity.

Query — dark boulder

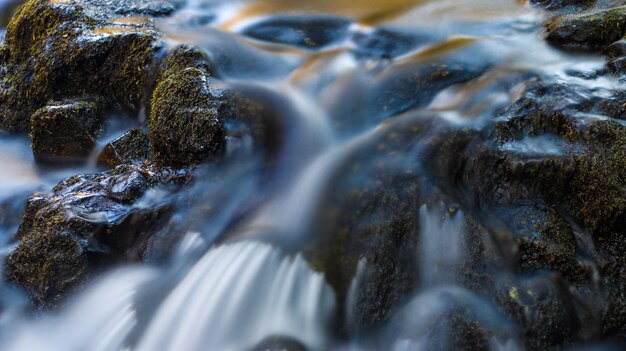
[252,336,308,351]
[531,0,596,11]
[30,98,103,164]
[0,0,167,133]
[4,164,186,307]
[546,6,626,51]
[300,116,440,334]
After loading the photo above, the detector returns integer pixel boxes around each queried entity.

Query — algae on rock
[149,46,226,167]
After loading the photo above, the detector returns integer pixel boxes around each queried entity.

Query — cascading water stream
[0,241,337,351]
[1,268,157,351]
[418,205,467,287]
[2,0,624,350]
[134,241,336,351]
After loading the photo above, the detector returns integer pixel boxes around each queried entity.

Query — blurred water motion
[0,0,622,350]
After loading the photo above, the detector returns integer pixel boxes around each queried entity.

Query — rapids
[0,0,625,350]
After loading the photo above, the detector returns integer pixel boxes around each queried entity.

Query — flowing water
[0,0,622,350]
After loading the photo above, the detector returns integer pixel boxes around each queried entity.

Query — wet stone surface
[4,164,188,307]
[240,15,352,49]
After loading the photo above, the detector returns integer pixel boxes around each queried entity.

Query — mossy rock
[301,117,439,334]
[149,46,225,167]
[0,0,167,133]
[566,120,626,237]
[30,98,104,164]
[98,127,150,166]
[251,336,308,351]
[4,164,185,307]
[546,6,626,51]
[530,0,596,11]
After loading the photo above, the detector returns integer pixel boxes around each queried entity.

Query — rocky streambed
[1,0,626,350]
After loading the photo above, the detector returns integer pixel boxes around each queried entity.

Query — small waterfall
[240,126,379,242]
[418,205,467,286]
[135,241,336,351]
[0,242,336,351]
[1,268,157,351]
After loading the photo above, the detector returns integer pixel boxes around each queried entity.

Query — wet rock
[385,287,515,351]
[546,6,626,51]
[420,310,496,351]
[0,0,167,133]
[531,0,596,11]
[351,28,435,59]
[98,127,149,166]
[494,80,626,139]
[603,38,626,59]
[301,117,439,333]
[241,15,352,49]
[149,46,225,167]
[4,164,186,307]
[566,120,626,237]
[441,75,626,341]
[251,336,308,351]
[95,0,178,17]
[30,99,103,164]
[498,274,597,350]
[482,203,597,290]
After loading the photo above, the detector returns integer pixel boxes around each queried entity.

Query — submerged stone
[351,27,436,59]
[241,15,352,49]
[252,336,308,351]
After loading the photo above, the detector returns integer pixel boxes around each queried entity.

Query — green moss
[567,120,626,237]
[546,6,626,51]
[5,0,91,58]
[30,98,103,163]
[0,0,161,133]
[149,47,225,167]
[6,230,87,307]
[516,206,587,284]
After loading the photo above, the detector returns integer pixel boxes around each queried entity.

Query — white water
[1,241,336,351]
[389,287,519,351]
[419,205,467,287]
[135,241,336,351]
[1,268,157,351]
